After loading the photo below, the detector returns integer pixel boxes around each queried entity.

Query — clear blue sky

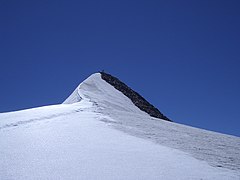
[0,0,240,137]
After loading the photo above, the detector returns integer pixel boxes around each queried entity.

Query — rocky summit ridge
[100,72,171,121]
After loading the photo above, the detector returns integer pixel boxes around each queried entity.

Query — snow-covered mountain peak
[63,72,170,121]
[63,73,147,115]
[1,73,240,179]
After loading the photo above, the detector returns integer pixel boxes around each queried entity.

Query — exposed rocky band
[100,72,171,121]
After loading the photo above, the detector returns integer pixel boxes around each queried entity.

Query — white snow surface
[0,73,239,180]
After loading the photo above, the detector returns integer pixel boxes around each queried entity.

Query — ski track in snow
[0,110,83,130]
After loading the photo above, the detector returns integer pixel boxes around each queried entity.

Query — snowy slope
[0,73,239,180]
[63,73,240,171]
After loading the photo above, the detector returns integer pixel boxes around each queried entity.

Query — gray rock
[100,72,171,121]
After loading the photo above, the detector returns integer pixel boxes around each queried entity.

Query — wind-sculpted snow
[0,73,239,179]
[0,99,93,130]
[103,110,240,171]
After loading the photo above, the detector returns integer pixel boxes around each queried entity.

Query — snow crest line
[0,109,86,130]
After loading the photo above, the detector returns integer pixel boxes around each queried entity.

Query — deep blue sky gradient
[0,0,240,136]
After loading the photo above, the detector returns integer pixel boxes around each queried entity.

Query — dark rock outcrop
[100,72,172,121]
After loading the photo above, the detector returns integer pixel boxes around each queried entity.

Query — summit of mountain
[63,72,171,121]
